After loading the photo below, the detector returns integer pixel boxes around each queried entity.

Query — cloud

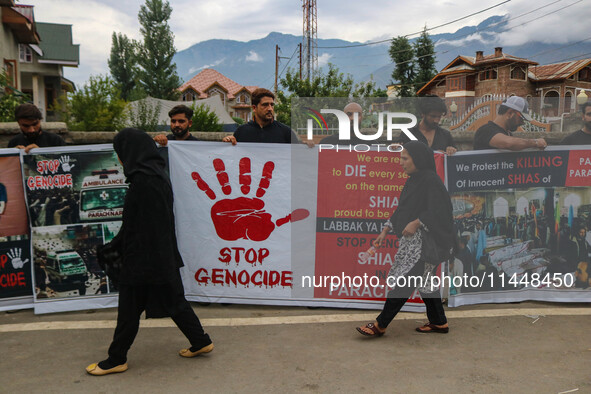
[318,53,333,67]
[438,33,488,47]
[245,51,263,62]
[188,59,225,74]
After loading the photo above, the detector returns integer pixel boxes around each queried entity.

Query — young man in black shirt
[473,96,547,151]
[398,95,457,155]
[222,88,299,144]
[8,103,65,152]
[561,101,591,145]
[153,104,199,146]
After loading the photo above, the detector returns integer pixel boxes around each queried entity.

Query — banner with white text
[446,147,591,306]
[23,145,123,314]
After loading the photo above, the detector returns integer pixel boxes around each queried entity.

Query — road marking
[0,307,590,333]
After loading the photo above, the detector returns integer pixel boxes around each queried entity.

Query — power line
[318,0,512,49]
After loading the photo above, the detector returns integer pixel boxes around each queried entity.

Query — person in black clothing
[398,95,457,155]
[473,96,547,151]
[561,101,591,145]
[319,102,367,145]
[356,141,454,337]
[86,128,212,376]
[153,104,199,147]
[222,88,299,144]
[8,103,65,153]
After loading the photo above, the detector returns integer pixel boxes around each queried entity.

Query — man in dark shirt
[153,104,199,146]
[473,96,547,151]
[398,94,457,154]
[319,102,365,145]
[222,88,299,144]
[8,103,65,153]
[561,101,591,145]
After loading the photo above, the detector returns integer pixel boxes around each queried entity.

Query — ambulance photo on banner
[446,147,591,307]
[169,142,314,305]
[0,149,32,310]
[22,146,125,313]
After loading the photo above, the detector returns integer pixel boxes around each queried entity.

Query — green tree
[276,64,381,126]
[389,36,415,97]
[413,27,437,90]
[137,0,181,100]
[128,98,162,131]
[189,103,222,132]
[108,32,139,101]
[0,71,28,122]
[55,75,127,131]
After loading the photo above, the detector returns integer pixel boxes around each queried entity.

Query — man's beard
[172,126,189,138]
[24,129,42,141]
[584,120,591,131]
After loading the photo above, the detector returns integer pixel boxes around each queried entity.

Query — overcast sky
[21,0,591,87]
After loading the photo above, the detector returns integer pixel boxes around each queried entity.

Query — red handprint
[192,158,310,241]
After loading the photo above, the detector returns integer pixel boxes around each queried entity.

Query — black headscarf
[113,128,170,186]
[390,141,454,250]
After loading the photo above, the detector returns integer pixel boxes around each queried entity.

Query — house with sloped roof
[1,2,79,121]
[418,47,591,119]
[179,69,259,122]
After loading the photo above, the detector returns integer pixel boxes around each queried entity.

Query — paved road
[1,302,589,393]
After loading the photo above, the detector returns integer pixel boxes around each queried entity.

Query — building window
[3,60,17,89]
[236,93,250,104]
[19,45,33,63]
[510,66,526,80]
[578,67,591,82]
[208,87,226,106]
[478,67,497,81]
[182,89,197,101]
[447,76,466,91]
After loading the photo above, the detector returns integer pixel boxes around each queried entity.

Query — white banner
[170,142,312,303]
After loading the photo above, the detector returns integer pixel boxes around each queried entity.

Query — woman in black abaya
[86,128,213,376]
[357,141,454,337]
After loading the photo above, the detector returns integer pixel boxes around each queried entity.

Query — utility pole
[299,43,302,80]
[275,45,279,96]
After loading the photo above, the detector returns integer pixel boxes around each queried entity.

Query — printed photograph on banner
[22,151,126,226]
[0,240,32,298]
[32,224,112,299]
[0,154,29,238]
[169,144,309,300]
[450,186,591,295]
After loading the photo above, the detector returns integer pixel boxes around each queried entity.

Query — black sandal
[356,322,385,337]
[415,323,449,334]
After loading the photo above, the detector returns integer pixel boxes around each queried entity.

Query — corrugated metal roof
[529,59,591,81]
[36,22,79,64]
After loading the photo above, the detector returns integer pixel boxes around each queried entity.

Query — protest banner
[22,145,123,314]
[169,142,316,305]
[0,149,32,310]
[446,147,591,306]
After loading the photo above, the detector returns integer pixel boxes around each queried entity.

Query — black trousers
[376,260,447,329]
[107,277,211,365]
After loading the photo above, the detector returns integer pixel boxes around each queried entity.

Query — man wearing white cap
[473,96,547,151]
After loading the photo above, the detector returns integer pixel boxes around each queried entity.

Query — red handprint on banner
[192,157,310,241]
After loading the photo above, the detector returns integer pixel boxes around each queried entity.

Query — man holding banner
[8,104,65,153]
[473,96,547,151]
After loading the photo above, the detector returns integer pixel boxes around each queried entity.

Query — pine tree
[389,36,415,97]
[414,27,437,89]
[136,0,181,100]
[108,32,138,101]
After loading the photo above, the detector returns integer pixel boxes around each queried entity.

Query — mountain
[173,15,591,90]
